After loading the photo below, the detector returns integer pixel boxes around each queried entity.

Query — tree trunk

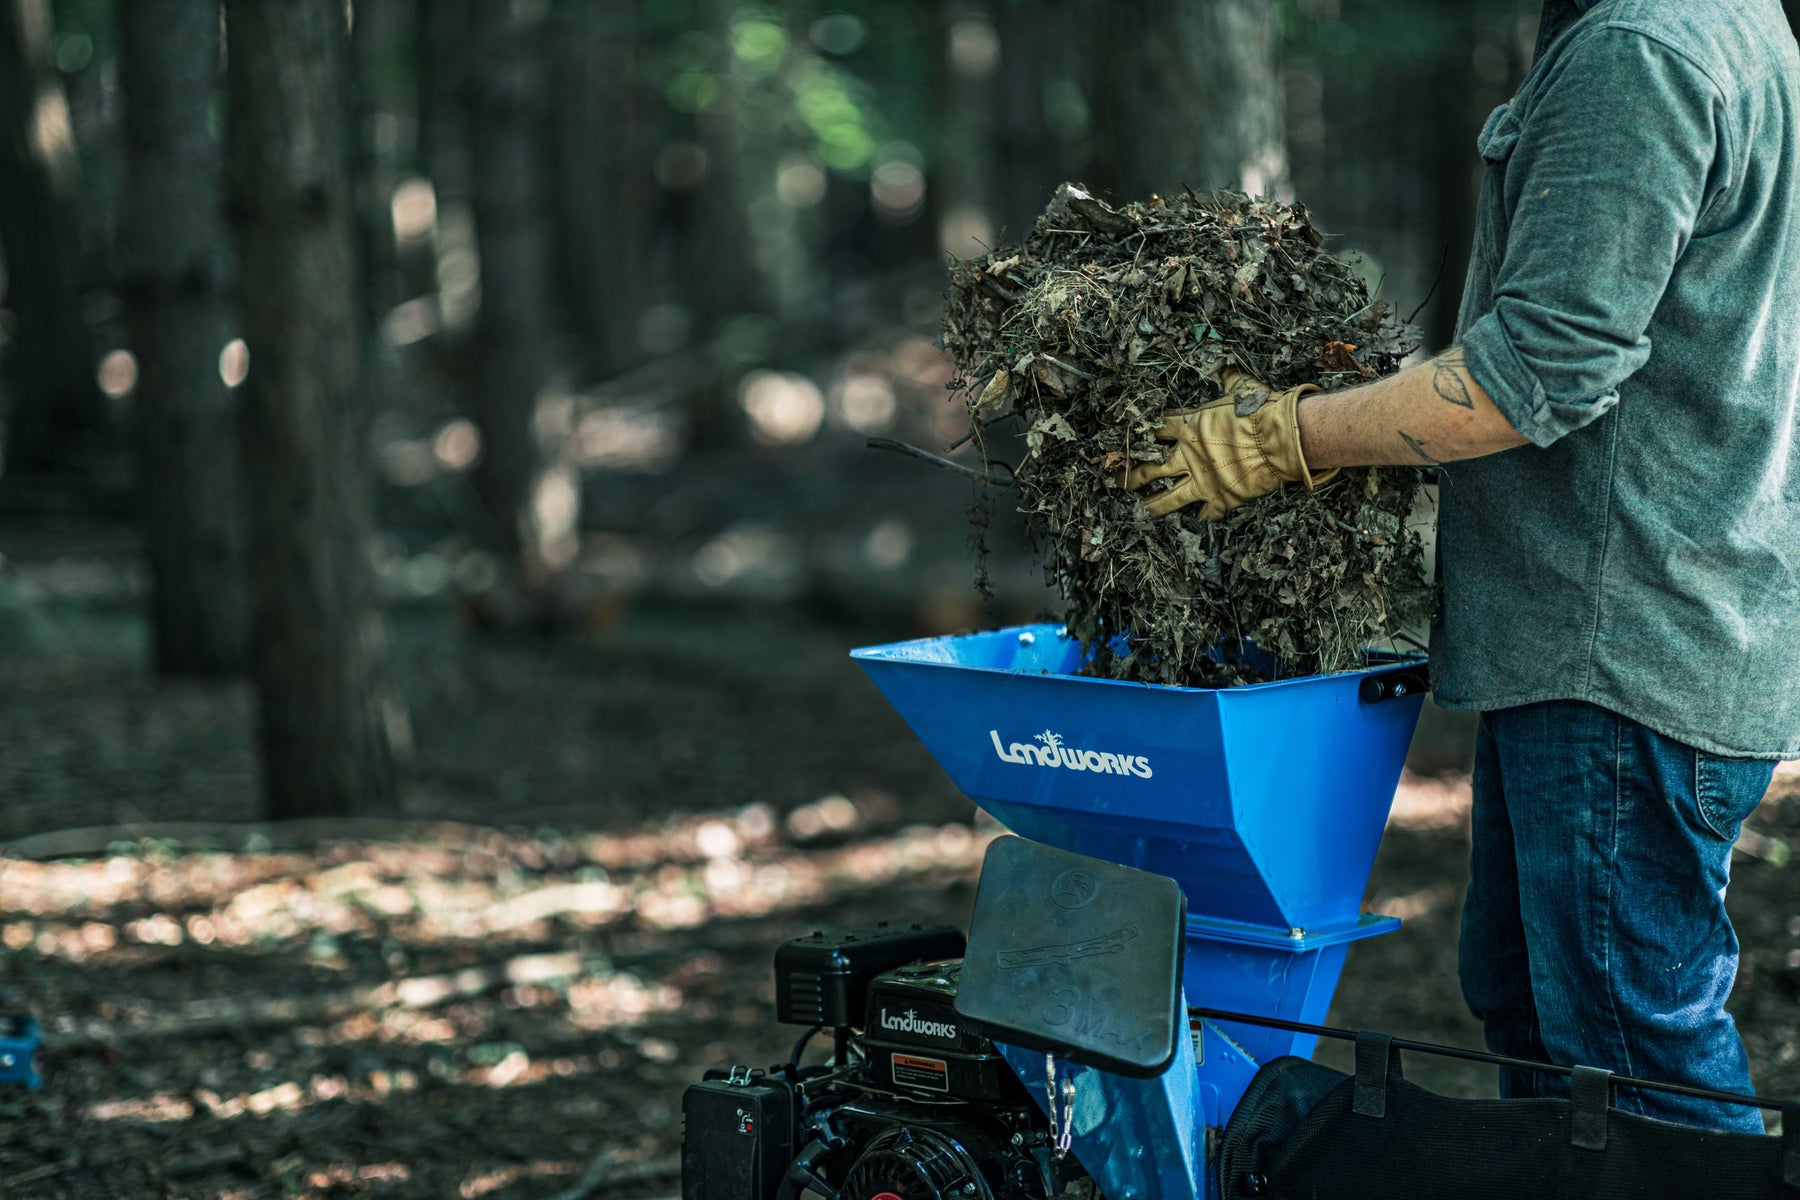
[119,0,248,676]
[350,0,401,323]
[547,0,653,378]
[466,0,575,583]
[677,0,761,449]
[545,1,604,372]
[593,5,657,376]
[993,5,1060,241]
[1091,0,1286,201]
[1423,22,1477,353]
[686,16,763,336]
[0,0,105,469]
[418,0,479,199]
[225,0,399,819]
[936,3,998,260]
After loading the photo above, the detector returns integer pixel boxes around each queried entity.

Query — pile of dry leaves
[944,183,1432,685]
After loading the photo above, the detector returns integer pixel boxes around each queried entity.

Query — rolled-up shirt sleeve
[1461,25,1728,447]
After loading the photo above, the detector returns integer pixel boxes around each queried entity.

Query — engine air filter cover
[774,923,966,1028]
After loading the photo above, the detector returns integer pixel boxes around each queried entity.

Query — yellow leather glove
[1124,369,1338,519]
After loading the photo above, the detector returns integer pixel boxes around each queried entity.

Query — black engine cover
[862,961,1020,1105]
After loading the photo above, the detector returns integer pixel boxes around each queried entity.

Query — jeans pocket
[1694,751,1776,840]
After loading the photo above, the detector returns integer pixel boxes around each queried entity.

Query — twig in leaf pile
[865,437,1017,488]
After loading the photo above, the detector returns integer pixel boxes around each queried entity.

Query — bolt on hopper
[852,623,1427,1198]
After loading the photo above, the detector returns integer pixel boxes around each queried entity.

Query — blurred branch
[865,437,1017,488]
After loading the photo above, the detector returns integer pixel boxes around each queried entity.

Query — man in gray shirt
[1128,0,1799,1130]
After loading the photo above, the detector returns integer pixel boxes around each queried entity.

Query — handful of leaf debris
[944,184,1431,686]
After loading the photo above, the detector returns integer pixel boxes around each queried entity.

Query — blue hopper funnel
[853,624,1422,936]
[853,624,1426,1198]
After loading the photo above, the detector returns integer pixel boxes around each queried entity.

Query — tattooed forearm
[1432,349,1474,409]
[1399,430,1440,465]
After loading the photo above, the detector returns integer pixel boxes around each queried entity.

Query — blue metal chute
[852,623,1426,1200]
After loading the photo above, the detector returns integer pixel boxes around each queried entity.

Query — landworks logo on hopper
[988,729,1154,779]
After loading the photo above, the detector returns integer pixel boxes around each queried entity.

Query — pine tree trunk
[686,15,762,335]
[994,6,1059,240]
[1091,0,1286,201]
[546,2,598,355]
[225,0,399,819]
[467,0,574,582]
[937,3,997,259]
[547,0,662,376]
[1424,19,1479,352]
[119,0,248,676]
[546,0,656,377]
[547,1,610,375]
[678,0,759,449]
[592,5,657,375]
[0,0,104,469]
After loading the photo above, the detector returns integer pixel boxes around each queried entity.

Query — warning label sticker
[891,1053,949,1093]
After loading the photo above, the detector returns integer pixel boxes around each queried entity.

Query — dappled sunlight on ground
[0,795,993,1197]
[455,1160,580,1199]
[2,807,991,964]
[1386,770,1472,831]
[3,775,1794,1196]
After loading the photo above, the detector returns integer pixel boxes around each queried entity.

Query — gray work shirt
[1434,0,1800,758]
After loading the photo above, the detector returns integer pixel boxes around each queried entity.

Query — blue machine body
[0,1014,42,1091]
[852,624,1426,1200]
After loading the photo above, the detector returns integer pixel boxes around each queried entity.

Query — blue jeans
[1457,700,1772,1132]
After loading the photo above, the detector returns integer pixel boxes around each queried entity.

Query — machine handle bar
[1187,1006,1787,1114]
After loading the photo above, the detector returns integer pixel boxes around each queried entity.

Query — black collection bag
[1217,1033,1800,1199]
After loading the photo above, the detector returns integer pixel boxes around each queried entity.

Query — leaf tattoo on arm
[1399,430,1440,465]
[1432,350,1474,409]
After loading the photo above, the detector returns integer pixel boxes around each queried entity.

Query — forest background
[0,2,1796,1198]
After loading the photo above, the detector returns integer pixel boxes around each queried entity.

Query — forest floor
[0,437,1796,1200]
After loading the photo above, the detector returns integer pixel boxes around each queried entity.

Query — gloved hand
[1123,369,1337,519]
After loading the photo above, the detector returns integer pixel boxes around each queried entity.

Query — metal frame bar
[1187,1007,1789,1114]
